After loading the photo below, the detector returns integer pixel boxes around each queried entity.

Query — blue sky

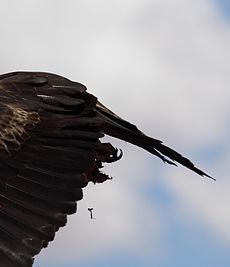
[216,0,230,17]
[0,1,230,267]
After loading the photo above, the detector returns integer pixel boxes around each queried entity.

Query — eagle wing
[0,71,212,267]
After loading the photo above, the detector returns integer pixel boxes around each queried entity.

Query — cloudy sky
[0,0,230,267]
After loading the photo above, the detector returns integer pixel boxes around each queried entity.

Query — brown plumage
[0,71,213,267]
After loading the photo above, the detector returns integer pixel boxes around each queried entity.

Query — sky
[0,0,230,267]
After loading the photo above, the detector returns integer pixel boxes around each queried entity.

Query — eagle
[0,71,213,267]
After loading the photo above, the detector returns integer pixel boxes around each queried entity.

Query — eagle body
[0,72,212,267]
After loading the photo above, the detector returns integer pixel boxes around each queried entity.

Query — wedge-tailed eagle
[0,71,213,267]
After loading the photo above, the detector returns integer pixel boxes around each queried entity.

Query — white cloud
[163,157,230,245]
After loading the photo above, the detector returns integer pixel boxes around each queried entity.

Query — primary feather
[0,71,212,267]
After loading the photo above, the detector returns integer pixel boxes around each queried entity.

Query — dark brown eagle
[0,71,213,267]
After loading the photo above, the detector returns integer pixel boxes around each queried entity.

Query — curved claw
[107,148,123,163]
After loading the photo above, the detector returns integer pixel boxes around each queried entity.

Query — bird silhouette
[0,71,213,267]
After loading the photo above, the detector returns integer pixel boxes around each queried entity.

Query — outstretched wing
[0,71,212,267]
[0,72,120,267]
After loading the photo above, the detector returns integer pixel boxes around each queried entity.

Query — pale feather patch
[0,105,40,156]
